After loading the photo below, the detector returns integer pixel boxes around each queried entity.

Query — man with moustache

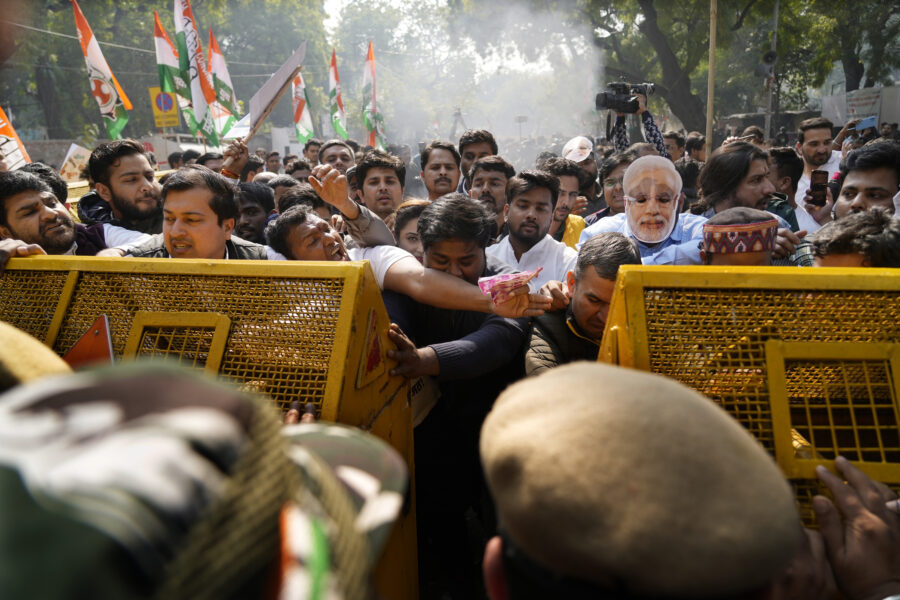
[486,170,577,290]
[469,155,515,240]
[77,140,164,234]
[578,155,707,265]
[318,139,356,175]
[421,141,461,201]
[0,171,149,258]
[584,152,634,223]
[793,117,859,233]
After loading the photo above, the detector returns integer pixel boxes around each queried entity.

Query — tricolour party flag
[328,49,348,140]
[291,72,314,145]
[71,0,131,140]
[153,11,190,127]
[361,41,386,150]
[208,28,240,116]
[174,0,218,145]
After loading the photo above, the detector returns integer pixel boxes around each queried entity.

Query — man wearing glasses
[577,155,707,265]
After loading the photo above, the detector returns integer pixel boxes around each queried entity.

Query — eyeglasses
[603,178,624,188]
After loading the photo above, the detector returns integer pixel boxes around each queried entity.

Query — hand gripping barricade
[0,255,417,600]
[598,265,900,525]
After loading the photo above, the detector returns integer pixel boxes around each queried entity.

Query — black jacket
[78,190,163,234]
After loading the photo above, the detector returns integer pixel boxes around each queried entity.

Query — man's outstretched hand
[386,323,439,379]
[489,285,551,318]
[0,239,45,275]
[814,456,900,600]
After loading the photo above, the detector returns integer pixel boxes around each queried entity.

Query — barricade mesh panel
[643,288,900,452]
[0,270,69,337]
[786,358,899,463]
[135,325,218,370]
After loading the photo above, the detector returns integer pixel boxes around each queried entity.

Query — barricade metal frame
[599,265,900,524]
[1,255,417,599]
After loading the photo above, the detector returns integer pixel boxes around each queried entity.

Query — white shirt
[486,234,577,290]
[794,150,842,233]
[348,245,415,289]
[102,224,151,248]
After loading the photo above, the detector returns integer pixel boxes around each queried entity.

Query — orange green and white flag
[291,72,314,145]
[174,0,218,145]
[208,28,240,116]
[71,0,132,140]
[153,11,190,125]
[361,41,386,150]
[0,105,31,170]
[328,49,348,140]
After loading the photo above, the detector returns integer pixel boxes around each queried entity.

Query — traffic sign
[149,86,179,128]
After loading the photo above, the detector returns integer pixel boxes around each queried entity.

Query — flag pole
[705,0,717,158]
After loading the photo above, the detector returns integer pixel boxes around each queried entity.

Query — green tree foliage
[0,0,329,141]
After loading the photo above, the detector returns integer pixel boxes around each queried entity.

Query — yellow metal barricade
[0,255,417,600]
[598,265,900,524]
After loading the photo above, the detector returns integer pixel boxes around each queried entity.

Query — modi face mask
[623,156,683,244]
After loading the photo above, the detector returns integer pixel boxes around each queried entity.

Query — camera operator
[611,92,670,160]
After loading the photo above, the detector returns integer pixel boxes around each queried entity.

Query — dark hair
[797,117,834,144]
[575,232,641,280]
[345,139,361,152]
[674,157,702,190]
[303,138,323,152]
[506,170,559,208]
[458,129,498,155]
[392,199,430,238]
[266,151,280,160]
[197,152,224,167]
[741,126,765,141]
[285,159,312,176]
[840,140,900,188]
[282,154,299,167]
[705,206,775,227]
[540,157,585,188]
[267,175,301,191]
[418,193,492,250]
[20,162,67,203]
[768,147,804,193]
[685,134,706,154]
[811,209,900,267]
[265,204,314,259]
[89,139,147,186]
[182,149,201,162]
[355,149,406,190]
[0,170,53,227]
[534,151,557,168]
[694,142,769,214]
[161,165,237,224]
[421,141,461,169]
[319,139,355,160]
[598,152,634,183]
[240,155,265,182]
[663,131,685,149]
[469,154,516,182]
[277,184,326,214]
[237,181,275,213]
[167,151,183,168]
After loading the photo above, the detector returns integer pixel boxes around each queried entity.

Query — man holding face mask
[577,155,706,264]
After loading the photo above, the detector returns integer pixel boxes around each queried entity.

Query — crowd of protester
[0,104,899,600]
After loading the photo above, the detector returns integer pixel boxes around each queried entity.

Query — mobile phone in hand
[808,170,828,206]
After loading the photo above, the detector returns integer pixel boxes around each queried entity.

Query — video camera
[596,81,656,114]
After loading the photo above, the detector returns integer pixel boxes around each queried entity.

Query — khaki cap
[480,361,801,598]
